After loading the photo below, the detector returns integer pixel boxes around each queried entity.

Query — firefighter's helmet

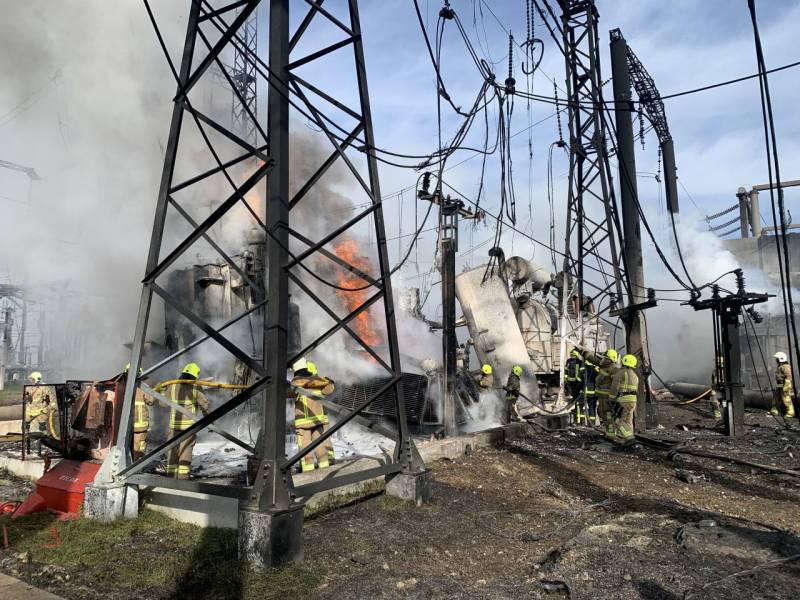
[622,354,638,368]
[28,372,42,384]
[182,363,201,378]
[306,361,318,376]
[774,351,789,364]
[605,349,618,363]
[512,365,523,377]
[481,364,493,375]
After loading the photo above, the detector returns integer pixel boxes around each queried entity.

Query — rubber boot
[770,407,780,417]
[713,410,722,420]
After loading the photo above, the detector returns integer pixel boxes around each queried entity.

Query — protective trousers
[586,393,598,425]
[597,392,614,435]
[614,400,636,441]
[166,430,196,479]
[775,390,796,418]
[297,425,333,472]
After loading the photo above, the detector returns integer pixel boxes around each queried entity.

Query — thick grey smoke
[0,2,190,379]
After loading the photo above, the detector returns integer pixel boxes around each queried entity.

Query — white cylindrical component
[503,257,554,290]
[455,266,534,387]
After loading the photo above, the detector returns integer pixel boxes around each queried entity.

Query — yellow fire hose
[679,388,712,404]
[153,379,249,392]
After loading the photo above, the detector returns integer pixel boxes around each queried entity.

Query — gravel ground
[0,401,798,599]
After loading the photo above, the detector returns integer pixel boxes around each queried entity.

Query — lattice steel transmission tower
[558,0,625,314]
[87,0,426,567]
[231,6,258,143]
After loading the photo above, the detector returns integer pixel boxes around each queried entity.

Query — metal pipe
[665,381,772,411]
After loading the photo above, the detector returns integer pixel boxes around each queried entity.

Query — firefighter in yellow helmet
[290,358,336,473]
[116,363,154,460]
[581,347,619,435]
[773,352,795,418]
[504,365,523,423]
[164,363,209,479]
[476,363,494,390]
[610,354,640,442]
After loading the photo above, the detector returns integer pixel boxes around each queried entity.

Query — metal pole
[18,298,27,367]
[441,201,458,436]
[103,2,202,478]
[348,0,418,469]
[255,0,292,512]
[721,305,745,436]
[661,138,679,214]
[610,29,649,430]
[737,188,750,239]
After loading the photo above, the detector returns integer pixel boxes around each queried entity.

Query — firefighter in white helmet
[773,352,795,418]
[289,358,335,472]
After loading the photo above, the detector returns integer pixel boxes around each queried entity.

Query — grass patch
[375,495,408,512]
[0,509,324,599]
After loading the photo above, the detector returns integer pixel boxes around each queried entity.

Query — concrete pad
[141,424,529,528]
[0,573,63,599]
[0,454,52,481]
[238,504,304,567]
[144,487,239,529]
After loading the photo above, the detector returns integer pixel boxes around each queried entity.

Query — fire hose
[153,379,249,392]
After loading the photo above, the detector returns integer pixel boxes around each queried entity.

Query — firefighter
[610,354,640,442]
[23,380,55,456]
[584,356,599,425]
[477,364,494,390]
[709,356,723,420]
[582,348,619,435]
[117,363,155,460]
[773,352,795,418]
[565,350,586,424]
[504,365,523,423]
[290,358,335,472]
[165,363,209,479]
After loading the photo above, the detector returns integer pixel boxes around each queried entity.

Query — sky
[0,0,798,381]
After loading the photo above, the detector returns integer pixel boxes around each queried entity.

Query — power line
[747,0,800,406]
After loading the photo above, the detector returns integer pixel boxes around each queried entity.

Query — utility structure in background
[550,1,659,426]
[688,271,770,436]
[231,4,257,144]
[417,173,481,437]
[609,28,658,428]
[87,0,427,568]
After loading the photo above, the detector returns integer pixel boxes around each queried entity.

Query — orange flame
[333,237,381,348]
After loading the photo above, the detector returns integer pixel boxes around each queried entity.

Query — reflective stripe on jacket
[168,383,208,431]
[610,367,639,403]
[133,390,150,431]
[565,357,583,382]
[776,363,793,393]
[292,375,335,428]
